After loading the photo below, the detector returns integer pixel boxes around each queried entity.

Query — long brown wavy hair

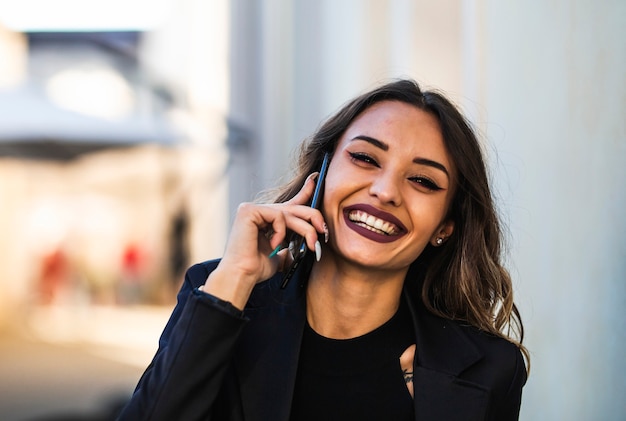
[266,79,528,367]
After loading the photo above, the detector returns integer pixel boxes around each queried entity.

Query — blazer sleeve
[117,262,248,421]
[492,345,527,420]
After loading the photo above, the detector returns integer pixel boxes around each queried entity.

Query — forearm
[118,268,248,420]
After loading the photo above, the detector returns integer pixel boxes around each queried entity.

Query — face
[321,100,455,274]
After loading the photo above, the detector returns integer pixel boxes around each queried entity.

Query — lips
[343,204,407,243]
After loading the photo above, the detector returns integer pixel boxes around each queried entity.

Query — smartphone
[281,152,330,289]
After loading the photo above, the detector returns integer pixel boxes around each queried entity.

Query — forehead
[341,101,450,162]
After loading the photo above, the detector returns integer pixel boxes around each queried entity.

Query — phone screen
[281,152,330,288]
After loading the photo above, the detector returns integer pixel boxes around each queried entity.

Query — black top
[290,300,415,421]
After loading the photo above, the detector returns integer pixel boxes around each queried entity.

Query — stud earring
[436,237,443,245]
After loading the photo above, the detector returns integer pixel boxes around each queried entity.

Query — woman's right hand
[201,173,327,309]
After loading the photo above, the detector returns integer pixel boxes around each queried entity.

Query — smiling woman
[118,79,528,421]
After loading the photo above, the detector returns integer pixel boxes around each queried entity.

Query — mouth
[343,204,407,243]
[348,210,401,236]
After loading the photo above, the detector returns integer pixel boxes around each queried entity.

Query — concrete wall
[480,1,626,419]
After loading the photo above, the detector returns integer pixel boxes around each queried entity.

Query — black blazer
[118,259,526,421]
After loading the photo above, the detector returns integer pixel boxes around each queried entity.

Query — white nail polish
[315,241,322,262]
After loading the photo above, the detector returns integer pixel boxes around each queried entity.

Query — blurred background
[0,0,623,420]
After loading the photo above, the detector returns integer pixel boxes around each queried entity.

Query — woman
[118,79,528,421]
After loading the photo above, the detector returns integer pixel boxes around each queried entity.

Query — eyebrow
[351,135,450,179]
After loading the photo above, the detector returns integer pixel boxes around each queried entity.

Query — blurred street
[0,305,172,421]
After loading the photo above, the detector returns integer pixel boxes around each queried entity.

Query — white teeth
[348,210,399,235]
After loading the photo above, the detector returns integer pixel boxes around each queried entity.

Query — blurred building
[0,5,230,326]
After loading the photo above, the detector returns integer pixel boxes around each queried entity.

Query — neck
[305,260,407,339]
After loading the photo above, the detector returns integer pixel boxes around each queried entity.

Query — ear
[430,220,455,247]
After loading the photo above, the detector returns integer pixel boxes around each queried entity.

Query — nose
[368,171,402,206]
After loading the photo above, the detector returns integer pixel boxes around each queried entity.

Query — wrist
[201,266,256,310]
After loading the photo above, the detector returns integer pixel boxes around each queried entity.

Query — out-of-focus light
[25,200,70,252]
[46,67,135,119]
[0,0,172,32]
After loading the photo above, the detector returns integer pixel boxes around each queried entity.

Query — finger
[242,201,326,256]
[279,211,324,253]
[279,204,327,238]
[284,172,318,205]
[268,246,294,273]
[258,212,288,251]
[229,203,288,255]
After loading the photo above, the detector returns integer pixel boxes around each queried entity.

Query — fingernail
[268,245,282,258]
[323,223,329,243]
[315,241,322,262]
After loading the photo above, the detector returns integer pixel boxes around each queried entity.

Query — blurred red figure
[118,243,147,304]
[38,248,69,305]
[122,244,143,278]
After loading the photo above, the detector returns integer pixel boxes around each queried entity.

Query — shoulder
[453,322,527,417]
[430,313,527,418]
[405,285,526,415]
[403,275,526,388]
[458,323,526,383]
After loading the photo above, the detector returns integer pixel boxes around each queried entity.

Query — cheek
[320,168,359,228]
[321,165,348,208]
[406,199,449,234]
[321,176,341,220]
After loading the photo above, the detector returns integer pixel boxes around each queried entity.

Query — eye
[409,176,443,191]
[348,151,380,167]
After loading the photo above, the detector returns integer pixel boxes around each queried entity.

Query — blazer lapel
[403,282,491,420]
[234,269,308,421]
[413,366,490,420]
